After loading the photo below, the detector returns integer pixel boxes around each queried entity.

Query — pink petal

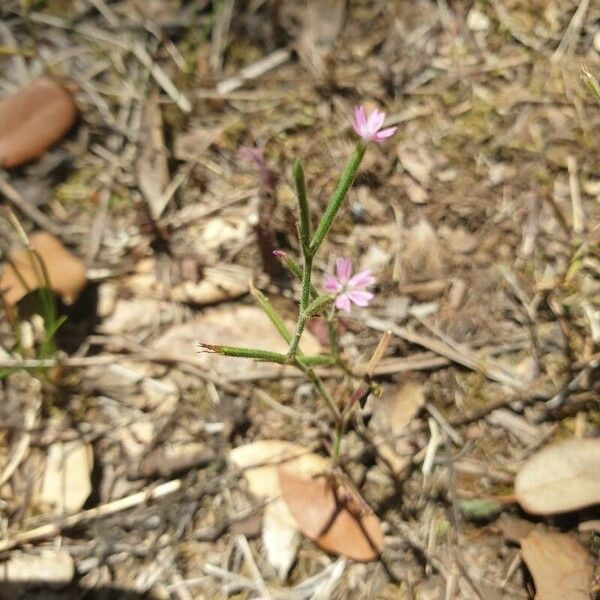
[347,290,374,307]
[323,274,342,293]
[354,105,366,128]
[335,293,352,313]
[374,126,397,141]
[365,109,379,130]
[367,109,385,134]
[348,269,375,289]
[335,257,353,283]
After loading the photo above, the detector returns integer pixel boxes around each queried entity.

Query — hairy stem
[293,159,311,254]
[310,142,366,255]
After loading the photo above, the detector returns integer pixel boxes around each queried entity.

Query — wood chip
[37,437,93,514]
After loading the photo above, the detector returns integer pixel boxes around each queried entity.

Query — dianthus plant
[197,105,397,457]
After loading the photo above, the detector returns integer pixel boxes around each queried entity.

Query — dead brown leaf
[515,438,600,515]
[521,530,593,600]
[372,379,425,436]
[496,514,536,544]
[262,498,300,581]
[0,232,87,310]
[0,77,77,168]
[278,469,384,562]
[229,440,328,499]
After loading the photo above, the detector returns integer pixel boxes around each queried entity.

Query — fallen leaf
[262,499,300,581]
[403,219,443,282]
[136,91,170,220]
[37,437,93,513]
[372,379,425,435]
[0,549,74,583]
[0,232,87,309]
[521,530,593,600]
[229,440,328,499]
[0,77,77,168]
[496,514,536,544]
[515,438,600,515]
[154,305,321,381]
[278,469,384,562]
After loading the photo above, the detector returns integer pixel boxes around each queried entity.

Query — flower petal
[335,293,352,313]
[323,274,342,293]
[348,269,375,289]
[372,110,387,134]
[374,126,397,141]
[347,290,374,307]
[335,257,353,283]
[366,109,382,132]
[354,105,366,128]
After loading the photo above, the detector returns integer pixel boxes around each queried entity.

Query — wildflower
[351,105,397,143]
[323,257,375,313]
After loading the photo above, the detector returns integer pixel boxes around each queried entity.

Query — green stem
[198,342,333,368]
[300,256,313,312]
[294,359,342,423]
[326,308,339,359]
[199,344,289,363]
[288,311,307,358]
[299,354,336,367]
[288,254,314,357]
[293,159,311,254]
[275,253,318,299]
[333,421,344,458]
[310,142,366,255]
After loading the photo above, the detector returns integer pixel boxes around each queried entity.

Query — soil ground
[0,1,599,599]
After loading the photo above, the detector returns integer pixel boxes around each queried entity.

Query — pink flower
[324,257,376,313]
[351,105,397,143]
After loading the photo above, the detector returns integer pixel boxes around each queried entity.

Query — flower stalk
[196,104,397,457]
[310,142,366,256]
